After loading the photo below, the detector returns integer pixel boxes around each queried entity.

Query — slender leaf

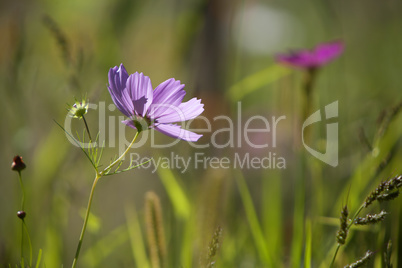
[228,64,290,101]
[235,171,271,265]
[35,249,42,268]
[304,219,312,268]
[125,205,150,268]
[156,167,191,220]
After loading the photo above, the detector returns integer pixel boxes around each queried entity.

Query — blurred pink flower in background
[275,40,344,69]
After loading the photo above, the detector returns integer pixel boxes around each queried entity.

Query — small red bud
[17,211,26,220]
[11,156,26,172]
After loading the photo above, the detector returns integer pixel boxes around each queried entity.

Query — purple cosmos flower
[275,40,344,69]
[108,64,204,142]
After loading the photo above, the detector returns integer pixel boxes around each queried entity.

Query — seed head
[354,210,387,225]
[11,156,26,172]
[344,250,373,268]
[336,205,349,245]
[68,99,88,119]
[17,211,26,220]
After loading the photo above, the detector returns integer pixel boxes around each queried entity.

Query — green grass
[2,0,402,267]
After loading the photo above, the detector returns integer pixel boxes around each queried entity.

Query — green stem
[18,171,25,210]
[71,175,100,268]
[20,220,24,265]
[23,219,33,267]
[18,171,25,262]
[82,115,92,142]
[100,131,140,176]
[302,68,318,143]
[329,204,365,267]
[329,246,340,268]
[71,131,140,268]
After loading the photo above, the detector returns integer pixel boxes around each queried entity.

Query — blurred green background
[1,0,402,267]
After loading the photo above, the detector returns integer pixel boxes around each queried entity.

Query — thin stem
[72,175,100,268]
[23,220,33,267]
[18,171,25,262]
[20,219,24,264]
[71,132,140,268]
[100,131,140,176]
[302,68,318,143]
[18,171,25,210]
[329,204,365,267]
[82,115,92,142]
[329,245,340,268]
[347,204,365,229]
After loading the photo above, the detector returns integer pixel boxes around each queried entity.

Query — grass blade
[304,219,312,268]
[35,249,42,268]
[228,64,290,101]
[156,167,191,220]
[235,171,271,265]
[125,205,150,268]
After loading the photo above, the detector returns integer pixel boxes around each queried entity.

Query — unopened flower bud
[11,156,26,172]
[17,211,26,220]
[68,99,89,119]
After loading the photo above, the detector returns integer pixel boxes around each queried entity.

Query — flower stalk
[71,131,140,268]
[82,115,92,141]
[18,171,25,211]
[302,68,317,122]
[12,156,32,268]
[18,171,25,264]
[302,68,318,143]
[330,204,365,268]
[330,175,402,267]
[71,174,100,268]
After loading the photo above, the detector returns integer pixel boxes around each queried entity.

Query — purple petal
[276,40,344,68]
[156,98,204,124]
[276,50,316,68]
[122,119,137,130]
[108,64,132,116]
[178,98,204,119]
[120,87,135,114]
[153,123,202,142]
[313,41,344,66]
[148,78,186,117]
[126,72,153,116]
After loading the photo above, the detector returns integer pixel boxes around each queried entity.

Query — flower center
[69,102,88,118]
[74,106,87,117]
[132,115,153,132]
